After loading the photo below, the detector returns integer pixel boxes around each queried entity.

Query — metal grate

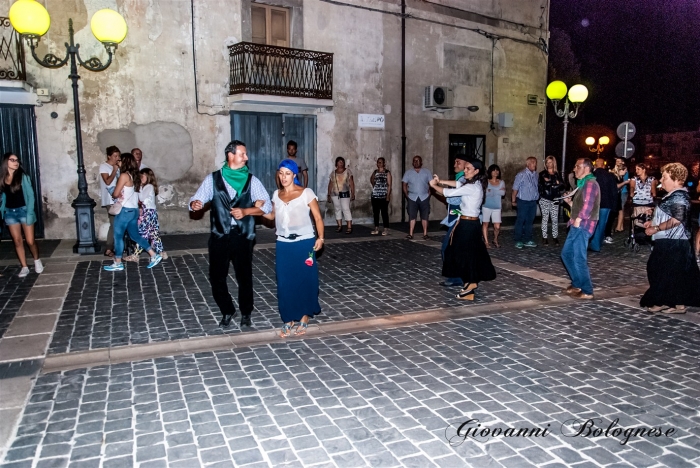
[229,42,333,100]
[0,17,26,81]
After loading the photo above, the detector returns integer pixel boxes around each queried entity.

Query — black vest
[210,171,256,240]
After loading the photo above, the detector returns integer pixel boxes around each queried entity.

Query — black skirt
[443,219,497,284]
[640,239,700,308]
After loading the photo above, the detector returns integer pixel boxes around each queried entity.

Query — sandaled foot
[647,305,668,313]
[422,235,429,240]
[104,249,115,258]
[295,318,309,335]
[335,226,342,233]
[485,243,491,249]
[279,322,294,338]
[405,234,413,240]
[346,228,353,234]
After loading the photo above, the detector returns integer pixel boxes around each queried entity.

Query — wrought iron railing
[0,17,26,81]
[229,42,333,100]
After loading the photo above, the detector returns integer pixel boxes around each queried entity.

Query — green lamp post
[546,80,589,174]
[9,0,127,254]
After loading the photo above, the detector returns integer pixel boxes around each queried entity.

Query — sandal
[335,226,342,233]
[104,249,115,258]
[494,241,500,248]
[405,234,413,240]
[346,228,353,234]
[280,322,294,338]
[295,321,309,335]
[422,235,430,240]
[485,243,491,249]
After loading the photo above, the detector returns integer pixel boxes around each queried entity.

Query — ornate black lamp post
[10,1,127,253]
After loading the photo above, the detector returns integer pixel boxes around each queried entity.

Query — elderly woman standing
[429,159,496,300]
[262,160,325,336]
[641,163,700,313]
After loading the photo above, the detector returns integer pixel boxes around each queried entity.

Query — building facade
[0,0,549,239]
[644,128,700,169]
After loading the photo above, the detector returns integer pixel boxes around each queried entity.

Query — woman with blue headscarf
[260,159,325,336]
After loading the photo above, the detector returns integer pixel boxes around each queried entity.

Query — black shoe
[240,315,252,327]
[219,314,234,327]
[543,238,549,245]
[553,238,559,245]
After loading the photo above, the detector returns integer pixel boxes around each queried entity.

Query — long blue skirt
[276,238,321,323]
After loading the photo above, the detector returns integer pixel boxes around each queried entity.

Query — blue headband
[279,159,301,186]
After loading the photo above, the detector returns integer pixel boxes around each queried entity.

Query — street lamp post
[546,81,589,175]
[585,136,610,156]
[9,0,127,254]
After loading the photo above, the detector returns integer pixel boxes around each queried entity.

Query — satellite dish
[615,141,635,159]
[616,121,636,140]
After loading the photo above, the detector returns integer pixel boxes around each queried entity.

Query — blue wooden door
[230,112,317,195]
[231,111,283,194]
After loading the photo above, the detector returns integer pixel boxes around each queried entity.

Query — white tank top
[121,175,139,209]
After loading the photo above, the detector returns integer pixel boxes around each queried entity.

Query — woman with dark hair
[430,159,496,300]
[370,157,392,235]
[260,160,325,337]
[326,156,355,234]
[0,153,43,277]
[104,153,163,272]
[482,164,505,248]
[538,155,565,245]
[641,163,700,313]
[629,162,657,231]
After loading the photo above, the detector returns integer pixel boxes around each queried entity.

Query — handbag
[108,201,122,216]
[335,172,351,198]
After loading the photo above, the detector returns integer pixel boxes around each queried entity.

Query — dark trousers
[514,199,538,243]
[371,197,389,228]
[604,207,616,237]
[208,229,254,317]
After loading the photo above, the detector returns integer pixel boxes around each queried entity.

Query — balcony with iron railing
[228,42,333,104]
[0,17,26,81]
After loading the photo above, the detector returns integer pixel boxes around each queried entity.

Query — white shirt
[139,184,157,210]
[99,162,118,207]
[443,182,483,217]
[120,183,139,209]
[273,188,317,242]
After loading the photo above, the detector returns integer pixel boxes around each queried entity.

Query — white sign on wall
[358,114,385,130]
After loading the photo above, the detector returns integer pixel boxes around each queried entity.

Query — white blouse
[139,184,157,210]
[273,188,318,242]
[443,182,483,217]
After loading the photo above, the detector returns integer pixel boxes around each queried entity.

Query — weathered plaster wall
[5,0,547,237]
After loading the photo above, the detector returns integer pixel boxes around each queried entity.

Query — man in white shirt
[99,146,120,257]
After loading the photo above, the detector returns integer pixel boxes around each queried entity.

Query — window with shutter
[250,4,290,48]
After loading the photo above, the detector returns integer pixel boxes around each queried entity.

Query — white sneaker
[34,259,44,274]
[18,267,30,278]
[604,237,613,244]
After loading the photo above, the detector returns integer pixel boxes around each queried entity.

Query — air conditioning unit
[424,86,454,109]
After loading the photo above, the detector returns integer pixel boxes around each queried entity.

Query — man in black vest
[189,140,272,327]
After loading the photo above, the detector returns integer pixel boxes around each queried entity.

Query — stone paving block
[0,334,50,362]
[16,297,64,317]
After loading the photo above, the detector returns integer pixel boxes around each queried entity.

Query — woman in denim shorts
[0,153,43,277]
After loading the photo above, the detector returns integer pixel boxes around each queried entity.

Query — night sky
[549,0,700,135]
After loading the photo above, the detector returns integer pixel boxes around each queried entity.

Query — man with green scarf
[190,140,272,327]
[561,158,600,300]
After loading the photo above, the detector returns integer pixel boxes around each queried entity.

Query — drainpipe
[400,0,406,222]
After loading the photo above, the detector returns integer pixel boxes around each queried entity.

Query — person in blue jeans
[511,157,540,248]
[561,158,600,299]
[104,153,163,272]
[439,156,468,286]
[590,159,618,252]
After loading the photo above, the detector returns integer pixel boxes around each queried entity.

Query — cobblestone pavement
[48,240,560,354]
[432,228,651,289]
[0,269,39,339]
[4,301,700,468]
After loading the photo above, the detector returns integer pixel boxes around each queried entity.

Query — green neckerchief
[455,171,465,181]
[221,164,249,195]
[576,173,596,189]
